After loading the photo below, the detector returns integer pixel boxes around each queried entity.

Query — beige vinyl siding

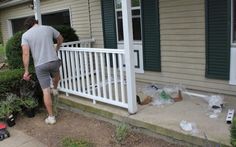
[89,0,104,48]
[0,3,33,44]
[0,0,91,44]
[136,0,236,96]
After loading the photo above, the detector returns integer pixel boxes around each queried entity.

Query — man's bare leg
[52,71,60,89]
[43,87,56,124]
[51,71,60,116]
[42,88,53,116]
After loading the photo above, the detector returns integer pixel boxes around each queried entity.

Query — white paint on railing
[62,38,95,48]
[58,46,128,109]
[95,53,101,97]
[106,53,112,100]
[58,39,133,110]
[119,54,125,103]
[75,52,81,92]
[79,52,86,93]
[100,53,107,98]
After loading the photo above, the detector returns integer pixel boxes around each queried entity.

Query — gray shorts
[35,60,61,89]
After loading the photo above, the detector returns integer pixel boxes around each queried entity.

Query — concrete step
[58,94,231,147]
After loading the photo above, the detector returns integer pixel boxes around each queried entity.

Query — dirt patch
[14,109,185,147]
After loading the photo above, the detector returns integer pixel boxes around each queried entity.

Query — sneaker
[45,116,56,125]
[51,89,58,96]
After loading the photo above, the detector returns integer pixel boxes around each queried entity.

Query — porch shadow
[58,88,235,147]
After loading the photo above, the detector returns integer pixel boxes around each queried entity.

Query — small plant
[231,118,236,147]
[21,97,38,109]
[0,93,21,118]
[0,93,22,127]
[0,101,15,119]
[61,137,93,147]
[5,93,22,111]
[20,96,38,118]
[115,123,128,144]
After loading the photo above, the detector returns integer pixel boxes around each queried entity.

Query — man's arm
[55,34,64,51]
[22,44,31,80]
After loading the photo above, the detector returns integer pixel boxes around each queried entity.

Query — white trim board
[230,47,236,85]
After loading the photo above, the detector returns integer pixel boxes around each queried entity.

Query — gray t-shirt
[21,25,60,67]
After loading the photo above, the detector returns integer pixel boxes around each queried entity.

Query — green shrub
[5,31,24,69]
[231,118,236,147]
[0,44,5,63]
[53,25,79,42]
[5,31,34,69]
[0,44,4,54]
[0,31,3,44]
[0,69,43,106]
[61,137,93,147]
[0,68,23,99]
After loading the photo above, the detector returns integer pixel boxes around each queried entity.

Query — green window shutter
[141,0,161,71]
[205,0,231,80]
[101,0,117,49]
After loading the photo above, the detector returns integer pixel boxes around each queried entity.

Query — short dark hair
[24,17,38,30]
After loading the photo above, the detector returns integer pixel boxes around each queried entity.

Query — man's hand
[23,72,31,81]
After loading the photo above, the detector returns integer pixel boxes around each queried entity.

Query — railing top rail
[62,38,95,46]
[59,47,125,54]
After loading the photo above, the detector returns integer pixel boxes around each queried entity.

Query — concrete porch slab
[58,90,235,147]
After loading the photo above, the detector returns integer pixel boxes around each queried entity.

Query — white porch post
[33,0,42,25]
[121,0,137,114]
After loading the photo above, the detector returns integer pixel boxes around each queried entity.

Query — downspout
[88,0,92,39]
[33,0,42,25]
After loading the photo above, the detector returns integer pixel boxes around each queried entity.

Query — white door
[118,42,144,73]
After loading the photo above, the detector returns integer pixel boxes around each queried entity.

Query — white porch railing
[58,46,129,109]
[62,38,95,48]
[58,0,137,113]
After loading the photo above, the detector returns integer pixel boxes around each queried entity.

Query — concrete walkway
[0,127,46,147]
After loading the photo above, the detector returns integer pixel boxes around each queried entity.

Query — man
[21,17,64,125]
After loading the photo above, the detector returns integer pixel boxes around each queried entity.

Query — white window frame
[7,20,13,38]
[114,2,142,43]
[41,8,72,27]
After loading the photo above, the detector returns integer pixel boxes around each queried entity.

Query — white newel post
[33,0,42,25]
[122,0,137,114]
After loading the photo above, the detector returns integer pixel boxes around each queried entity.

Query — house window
[11,10,70,34]
[11,17,33,34]
[233,0,236,43]
[42,10,70,26]
[114,0,141,41]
